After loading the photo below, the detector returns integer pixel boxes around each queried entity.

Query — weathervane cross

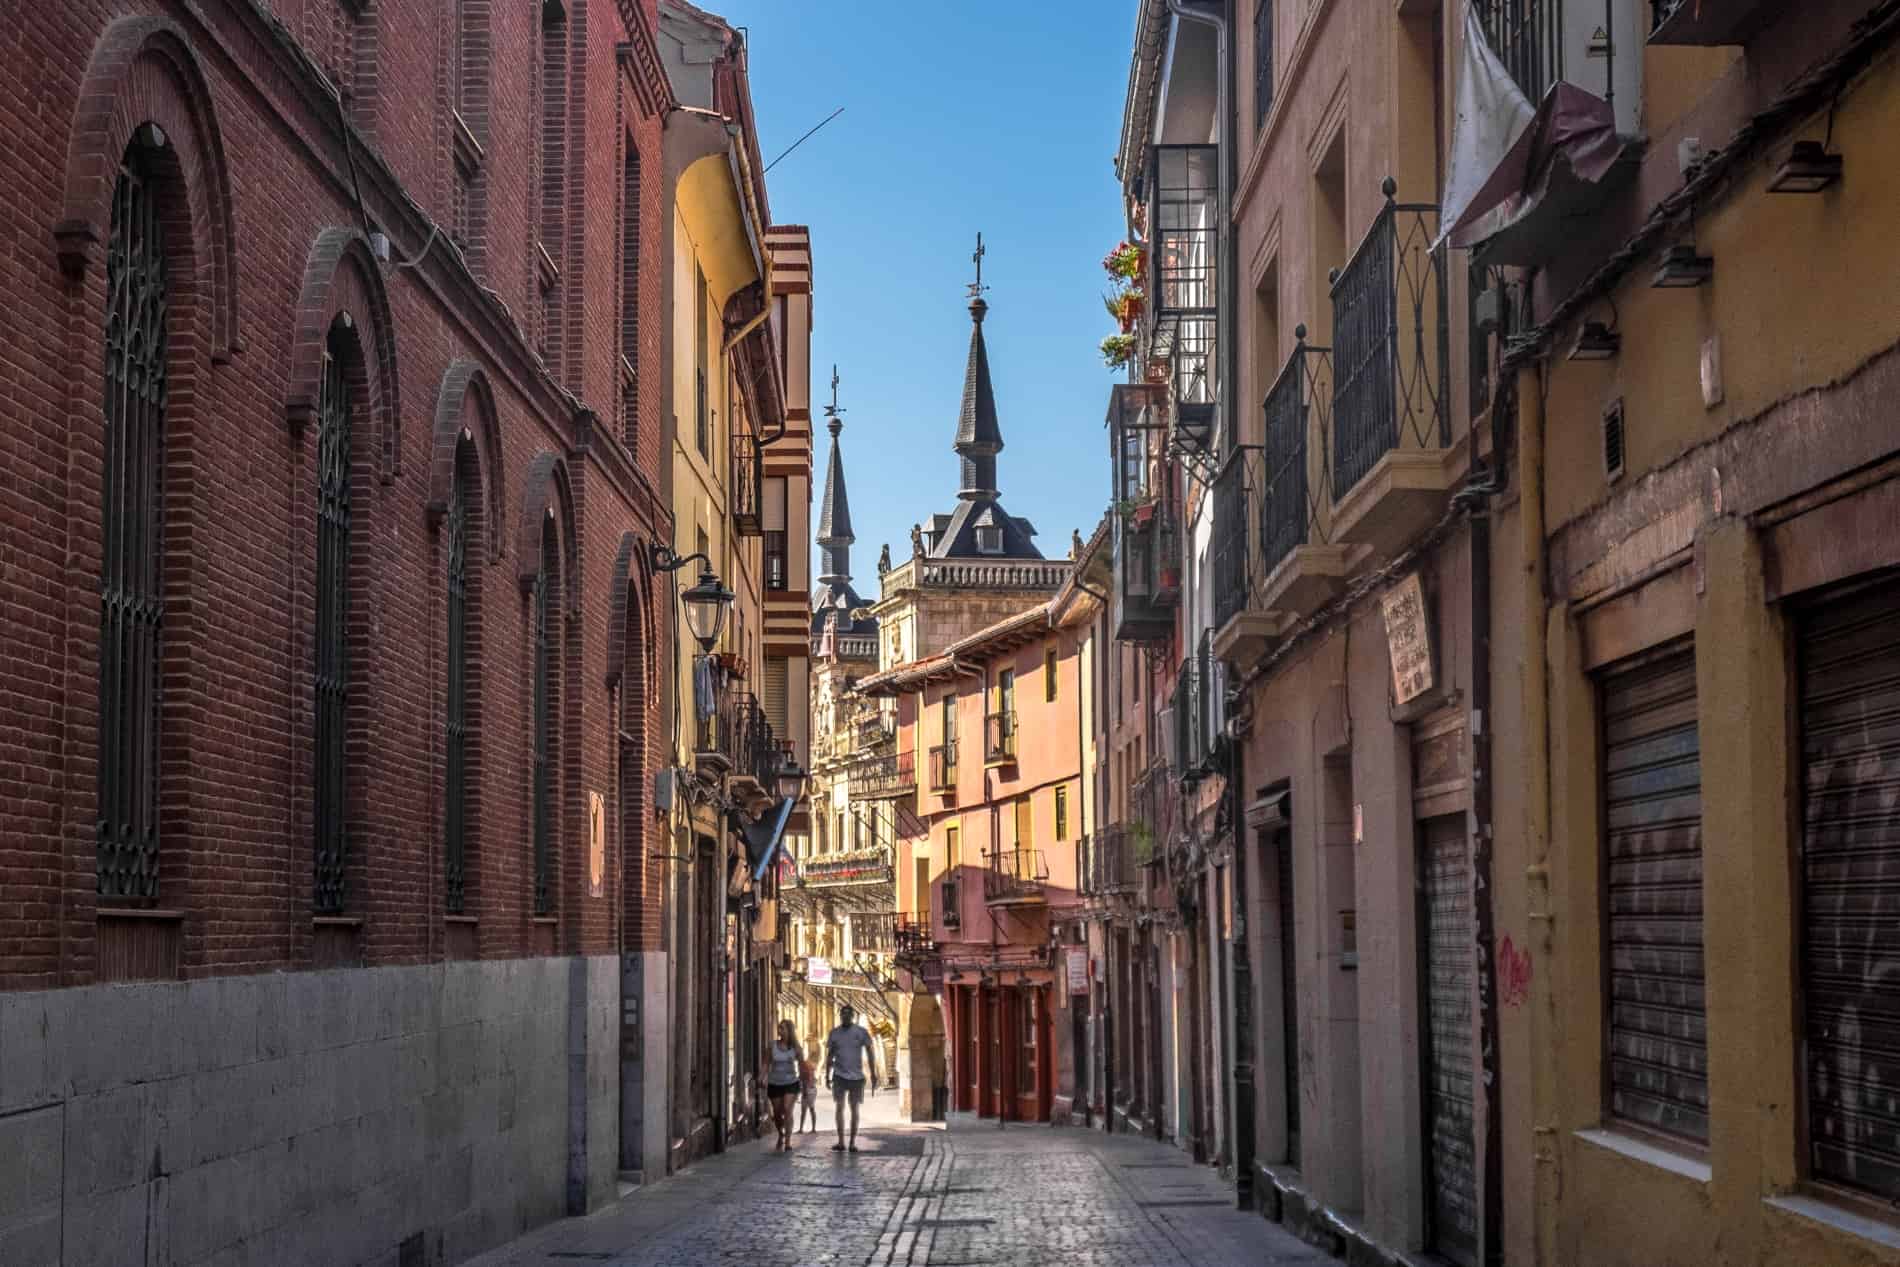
[825,364,844,419]
[969,232,988,301]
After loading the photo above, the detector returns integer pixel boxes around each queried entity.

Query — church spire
[816,365,854,585]
[954,232,1002,502]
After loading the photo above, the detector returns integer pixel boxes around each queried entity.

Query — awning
[1449,82,1631,265]
[1442,9,1632,265]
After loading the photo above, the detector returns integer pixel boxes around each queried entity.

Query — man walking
[824,1004,879,1152]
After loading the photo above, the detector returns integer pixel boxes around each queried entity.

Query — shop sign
[1066,947,1089,996]
[1380,571,1436,706]
[807,955,832,986]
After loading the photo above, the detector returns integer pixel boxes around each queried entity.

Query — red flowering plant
[1102,240,1145,281]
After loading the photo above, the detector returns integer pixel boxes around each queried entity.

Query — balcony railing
[1146,144,1219,402]
[1131,762,1175,863]
[1330,184,1447,500]
[848,748,915,801]
[1262,337,1330,576]
[731,434,761,536]
[694,662,743,768]
[856,714,894,752]
[852,911,897,953]
[929,742,958,792]
[984,711,1017,763]
[1211,455,1253,631]
[984,849,1049,905]
[1474,0,1563,105]
[1084,826,1138,896]
[893,912,935,958]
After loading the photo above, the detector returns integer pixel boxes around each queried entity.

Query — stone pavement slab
[468,1091,1328,1267]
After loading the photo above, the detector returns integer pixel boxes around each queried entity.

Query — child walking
[797,1051,819,1133]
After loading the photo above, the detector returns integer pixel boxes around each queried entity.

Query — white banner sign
[807,956,832,986]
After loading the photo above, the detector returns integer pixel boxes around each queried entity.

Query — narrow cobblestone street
[470,1093,1325,1267]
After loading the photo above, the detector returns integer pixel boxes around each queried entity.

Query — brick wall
[0,0,675,990]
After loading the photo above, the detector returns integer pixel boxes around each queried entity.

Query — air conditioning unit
[1157,706,1178,771]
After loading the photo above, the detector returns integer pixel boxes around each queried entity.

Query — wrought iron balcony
[1261,339,1328,577]
[1330,183,1447,502]
[1211,454,1253,632]
[729,691,785,797]
[856,713,894,753]
[731,433,761,536]
[848,748,915,801]
[852,910,897,953]
[1170,644,1220,780]
[1130,763,1174,864]
[893,912,935,958]
[983,848,1049,906]
[1145,144,1219,404]
[693,662,743,771]
[929,742,958,793]
[1474,0,1563,104]
[1085,826,1139,896]
[984,710,1017,763]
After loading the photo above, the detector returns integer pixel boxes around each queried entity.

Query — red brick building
[0,1,681,1259]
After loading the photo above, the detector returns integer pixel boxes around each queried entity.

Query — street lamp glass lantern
[775,750,807,801]
[680,568,734,652]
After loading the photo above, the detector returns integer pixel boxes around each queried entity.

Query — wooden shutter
[1798,577,1900,1203]
[1601,646,1707,1143]
[1421,814,1478,1267]
[762,656,789,738]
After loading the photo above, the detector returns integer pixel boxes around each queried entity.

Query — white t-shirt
[827,1023,874,1081]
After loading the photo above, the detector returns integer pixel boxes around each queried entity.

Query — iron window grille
[445,466,469,914]
[98,140,168,902]
[313,338,353,914]
[1330,182,1448,500]
[1474,0,1564,105]
[532,519,556,915]
[1254,0,1274,128]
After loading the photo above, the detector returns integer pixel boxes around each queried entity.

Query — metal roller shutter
[1798,577,1900,1203]
[1421,814,1478,1267]
[1601,647,1708,1143]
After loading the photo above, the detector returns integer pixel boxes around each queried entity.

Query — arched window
[532,513,557,915]
[619,138,640,448]
[99,133,169,901]
[313,323,353,913]
[445,458,470,912]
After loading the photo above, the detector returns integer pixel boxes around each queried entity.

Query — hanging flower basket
[1102,286,1146,334]
[715,651,747,679]
[1102,240,1145,281]
[1100,333,1137,370]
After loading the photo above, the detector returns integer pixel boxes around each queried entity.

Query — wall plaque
[588,790,606,897]
[1380,572,1436,706]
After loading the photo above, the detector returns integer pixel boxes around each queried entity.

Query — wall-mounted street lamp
[1767,140,1843,194]
[775,749,809,803]
[1651,244,1714,289]
[1567,320,1621,362]
[649,544,734,653]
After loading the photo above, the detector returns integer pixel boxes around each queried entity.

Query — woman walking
[766,1019,804,1151]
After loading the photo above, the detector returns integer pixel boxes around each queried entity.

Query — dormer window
[976,525,1003,554]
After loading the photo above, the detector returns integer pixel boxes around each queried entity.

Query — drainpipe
[1516,362,1557,1267]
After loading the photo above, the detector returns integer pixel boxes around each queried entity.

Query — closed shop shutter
[1601,646,1708,1142]
[1421,814,1478,1267]
[763,657,789,739]
[1798,576,1900,1204]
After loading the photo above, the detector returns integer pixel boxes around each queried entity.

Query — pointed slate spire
[816,366,854,585]
[955,233,1002,502]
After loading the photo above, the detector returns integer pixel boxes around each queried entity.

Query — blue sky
[724,2,1135,573]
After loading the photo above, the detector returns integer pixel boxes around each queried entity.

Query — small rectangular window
[1016,797,1032,850]
[1045,646,1059,702]
[1055,786,1069,842]
[946,824,960,871]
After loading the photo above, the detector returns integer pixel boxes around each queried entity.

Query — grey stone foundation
[0,955,620,1266]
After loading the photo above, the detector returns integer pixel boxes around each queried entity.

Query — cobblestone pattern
[471,1096,1329,1267]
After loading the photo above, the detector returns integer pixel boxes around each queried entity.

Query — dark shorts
[767,1082,801,1099]
[831,1076,865,1105]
